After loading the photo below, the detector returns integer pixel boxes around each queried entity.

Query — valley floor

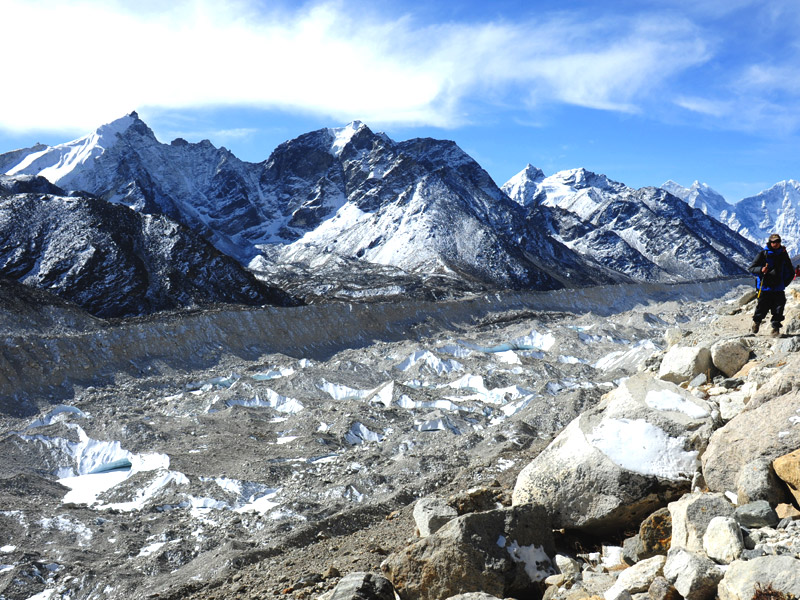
[2,277,791,600]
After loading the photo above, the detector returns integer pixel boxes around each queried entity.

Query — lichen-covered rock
[639,507,672,558]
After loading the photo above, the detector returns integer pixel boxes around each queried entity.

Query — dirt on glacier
[2,279,785,600]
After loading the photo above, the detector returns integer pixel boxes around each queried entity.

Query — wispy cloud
[0,0,711,134]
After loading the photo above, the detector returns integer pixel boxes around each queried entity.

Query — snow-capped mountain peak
[502,164,546,206]
[723,180,800,255]
[5,112,144,187]
[660,180,730,220]
[551,167,624,192]
[328,120,368,157]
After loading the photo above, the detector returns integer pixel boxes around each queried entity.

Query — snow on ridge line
[329,121,365,157]
[6,114,136,184]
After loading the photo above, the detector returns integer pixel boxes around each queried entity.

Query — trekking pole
[757,276,763,299]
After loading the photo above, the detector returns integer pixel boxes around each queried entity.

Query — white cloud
[0,0,711,134]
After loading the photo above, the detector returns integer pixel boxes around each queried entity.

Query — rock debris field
[1,279,800,600]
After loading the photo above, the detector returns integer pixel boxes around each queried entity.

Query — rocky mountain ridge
[0,176,297,318]
[503,167,758,282]
[1,115,761,316]
[661,179,800,257]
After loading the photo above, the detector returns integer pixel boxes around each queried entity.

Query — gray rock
[716,391,747,422]
[663,328,685,348]
[669,492,734,552]
[740,548,767,560]
[734,500,779,528]
[659,346,713,384]
[735,458,791,506]
[689,373,707,387]
[701,516,744,564]
[701,391,800,493]
[605,588,633,600]
[603,555,666,599]
[413,497,458,537]
[663,548,723,600]
[330,572,396,600]
[573,571,618,596]
[554,554,582,581]
[381,504,554,600]
[623,534,645,565]
[648,576,680,600]
[513,374,712,534]
[736,290,758,306]
[717,555,800,600]
[710,340,749,378]
[776,335,800,353]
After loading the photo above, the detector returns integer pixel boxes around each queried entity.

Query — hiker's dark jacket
[749,245,795,292]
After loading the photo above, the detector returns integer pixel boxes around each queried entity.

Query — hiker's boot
[751,321,761,334]
[771,327,781,338]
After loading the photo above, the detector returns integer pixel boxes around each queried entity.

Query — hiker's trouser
[753,290,786,328]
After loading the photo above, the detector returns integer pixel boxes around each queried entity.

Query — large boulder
[513,374,715,533]
[717,556,800,600]
[659,346,712,384]
[701,391,800,493]
[381,504,554,600]
[710,339,750,378]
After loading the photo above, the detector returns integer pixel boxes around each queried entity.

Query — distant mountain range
[504,167,757,282]
[661,179,800,256]
[0,113,768,316]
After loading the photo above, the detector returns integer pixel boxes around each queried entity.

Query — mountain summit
[0,114,764,313]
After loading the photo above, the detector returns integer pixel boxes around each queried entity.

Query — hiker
[749,233,795,337]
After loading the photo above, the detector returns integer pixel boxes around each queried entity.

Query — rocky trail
[1,279,799,600]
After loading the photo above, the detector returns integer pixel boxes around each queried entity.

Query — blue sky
[1,0,798,201]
